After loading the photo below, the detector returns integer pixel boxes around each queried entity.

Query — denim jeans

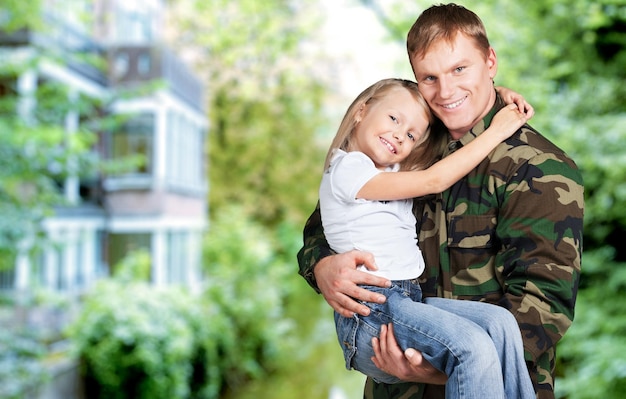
[334,280,535,399]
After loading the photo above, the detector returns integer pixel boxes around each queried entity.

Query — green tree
[168,0,329,227]
[0,2,142,273]
[0,60,102,270]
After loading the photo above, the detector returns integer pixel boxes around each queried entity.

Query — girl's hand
[496,86,534,118]
[490,103,532,139]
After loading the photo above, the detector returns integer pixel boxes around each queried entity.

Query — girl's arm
[357,103,531,201]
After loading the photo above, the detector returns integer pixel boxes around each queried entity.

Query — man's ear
[487,47,498,79]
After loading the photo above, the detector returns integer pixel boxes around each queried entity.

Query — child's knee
[483,305,518,332]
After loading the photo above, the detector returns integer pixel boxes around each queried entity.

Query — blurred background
[0,0,624,398]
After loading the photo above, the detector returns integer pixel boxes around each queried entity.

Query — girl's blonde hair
[324,78,440,172]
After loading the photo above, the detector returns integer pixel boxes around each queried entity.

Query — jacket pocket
[448,214,497,249]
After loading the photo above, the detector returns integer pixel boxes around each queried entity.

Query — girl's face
[352,87,430,170]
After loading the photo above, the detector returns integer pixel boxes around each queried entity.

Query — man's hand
[314,250,391,317]
[371,324,447,384]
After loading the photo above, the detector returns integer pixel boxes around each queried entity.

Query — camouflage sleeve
[496,144,584,367]
[296,201,335,293]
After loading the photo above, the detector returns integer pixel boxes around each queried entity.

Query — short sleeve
[328,151,381,203]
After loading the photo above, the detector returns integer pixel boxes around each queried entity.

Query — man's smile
[441,96,467,110]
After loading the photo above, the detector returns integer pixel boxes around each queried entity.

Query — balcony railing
[0,13,205,110]
[107,45,205,112]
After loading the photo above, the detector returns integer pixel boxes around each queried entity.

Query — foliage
[202,205,295,393]
[111,250,152,283]
[556,247,626,398]
[67,211,297,399]
[0,0,44,32]
[206,206,366,399]
[67,252,198,399]
[67,253,203,399]
[0,328,49,399]
[0,54,104,271]
[168,0,328,227]
[0,4,143,272]
[0,78,95,269]
[67,281,198,399]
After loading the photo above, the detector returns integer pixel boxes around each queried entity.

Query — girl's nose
[392,130,403,143]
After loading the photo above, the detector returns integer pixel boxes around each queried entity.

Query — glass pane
[110,113,154,174]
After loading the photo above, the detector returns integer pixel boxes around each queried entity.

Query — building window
[108,233,151,278]
[0,268,15,291]
[113,53,130,79]
[110,113,154,175]
[165,110,205,192]
[114,3,155,44]
[137,52,151,75]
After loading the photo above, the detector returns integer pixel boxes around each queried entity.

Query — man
[297,3,583,399]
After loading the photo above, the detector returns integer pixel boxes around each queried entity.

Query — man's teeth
[443,98,465,109]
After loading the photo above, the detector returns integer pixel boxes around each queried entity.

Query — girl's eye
[389,115,398,123]
[407,132,415,141]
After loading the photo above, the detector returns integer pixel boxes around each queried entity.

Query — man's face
[411,33,497,140]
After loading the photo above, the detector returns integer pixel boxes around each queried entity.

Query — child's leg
[338,281,506,398]
[425,297,536,399]
[334,309,402,384]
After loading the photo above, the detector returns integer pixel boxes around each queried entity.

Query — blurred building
[0,0,208,298]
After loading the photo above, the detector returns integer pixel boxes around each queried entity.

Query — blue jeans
[334,280,535,399]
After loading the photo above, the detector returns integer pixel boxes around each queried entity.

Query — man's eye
[455,66,465,73]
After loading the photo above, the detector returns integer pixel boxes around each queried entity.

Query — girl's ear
[355,102,366,123]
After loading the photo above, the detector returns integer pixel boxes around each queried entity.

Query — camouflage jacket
[297,95,584,399]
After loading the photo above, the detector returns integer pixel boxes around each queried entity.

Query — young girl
[319,78,535,399]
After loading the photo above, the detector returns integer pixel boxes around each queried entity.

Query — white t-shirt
[319,150,425,280]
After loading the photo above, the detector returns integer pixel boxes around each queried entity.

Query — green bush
[67,282,196,399]
[202,206,295,390]
[555,247,626,399]
[67,278,237,399]
[67,210,296,399]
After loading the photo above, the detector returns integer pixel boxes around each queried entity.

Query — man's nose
[437,76,455,98]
